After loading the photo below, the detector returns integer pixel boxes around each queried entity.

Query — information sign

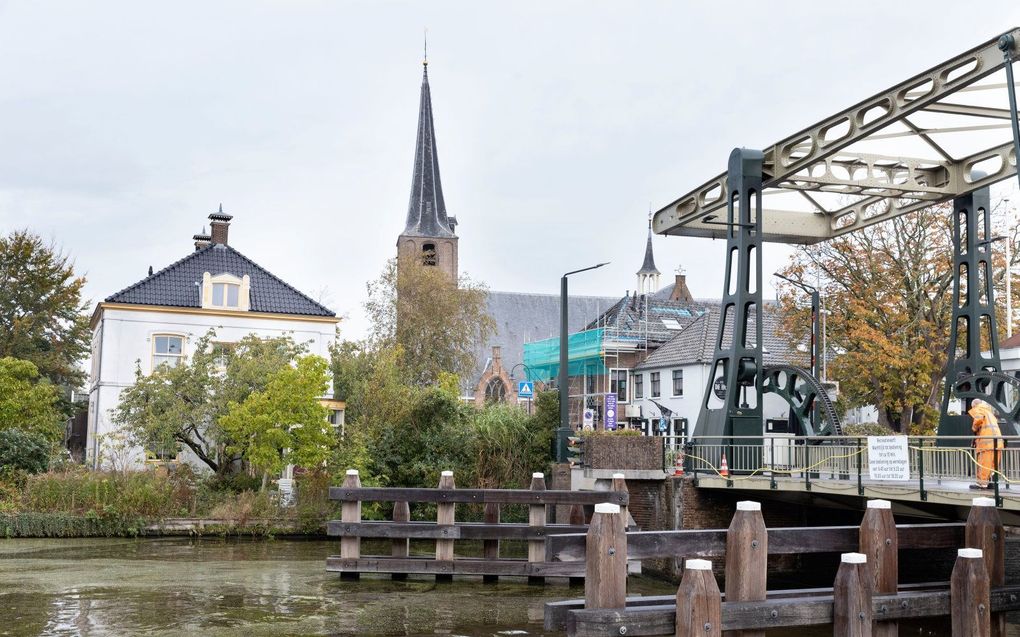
[867,436,909,481]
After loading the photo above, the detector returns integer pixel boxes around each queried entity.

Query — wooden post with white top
[965,497,1004,637]
[859,499,896,637]
[529,472,547,585]
[340,469,361,581]
[435,470,456,582]
[676,558,722,637]
[391,500,410,581]
[584,502,627,610]
[951,547,991,637]
[723,501,766,637]
[833,552,873,637]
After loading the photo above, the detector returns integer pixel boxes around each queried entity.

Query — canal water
[1,537,1017,636]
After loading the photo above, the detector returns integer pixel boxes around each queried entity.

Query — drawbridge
[653,29,1020,444]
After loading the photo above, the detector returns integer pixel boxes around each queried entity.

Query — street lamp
[556,262,610,463]
[773,273,821,381]
[509,363,536,415]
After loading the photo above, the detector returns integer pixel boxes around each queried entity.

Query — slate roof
[634,305,805,370]
[402,64,456,239]
[105,243,335,317]
[636,223,659,275]
[471,291,620,384]
[585,294,710,346]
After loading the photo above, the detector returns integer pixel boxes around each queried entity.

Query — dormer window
[201,272,251,310]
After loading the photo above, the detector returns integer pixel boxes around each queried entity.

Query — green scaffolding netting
[523,328,606,382]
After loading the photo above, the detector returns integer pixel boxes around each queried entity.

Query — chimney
[670,274,694,303]
[209,204,233,245]
[193,226,211,251]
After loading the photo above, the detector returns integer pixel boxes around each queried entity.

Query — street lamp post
[556,262,609,463]
[774,273,821,381]
[509,363,536,415]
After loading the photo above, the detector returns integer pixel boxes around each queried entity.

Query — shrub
[0,428,50,474]
[843,422,896,437]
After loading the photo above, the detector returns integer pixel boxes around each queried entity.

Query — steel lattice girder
[653,28,1020,244]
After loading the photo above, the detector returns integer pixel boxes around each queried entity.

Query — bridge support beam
[938,185,1003,443]
[695,148,765,467]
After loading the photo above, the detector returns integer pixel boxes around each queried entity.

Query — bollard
[965,497,1004,637]
[859,500,896,637]
[833,552,873,637]
[340,469,361,581]
[482,501,500,584]
[723,501,766,637]
[675,559,721,637]
[529,472,547,585]
[584,502,627,609]
[391,500,410,581]
[951,548,991,637]
[435,470,456,581]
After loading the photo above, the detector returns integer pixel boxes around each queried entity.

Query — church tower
[636,215,661,295]
[397,57,458,280]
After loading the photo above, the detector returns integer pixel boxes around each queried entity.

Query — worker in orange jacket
[969,399,1003,490]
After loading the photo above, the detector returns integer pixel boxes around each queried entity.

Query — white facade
[627,362,794,441]
[86,303,338,469]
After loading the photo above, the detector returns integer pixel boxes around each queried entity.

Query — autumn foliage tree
[777,201,1020,434]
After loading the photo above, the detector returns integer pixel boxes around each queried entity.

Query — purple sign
[604,393,618,430]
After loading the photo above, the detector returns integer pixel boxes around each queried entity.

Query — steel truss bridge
[653,29,1020,443]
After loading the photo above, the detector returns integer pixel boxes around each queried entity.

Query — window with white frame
[672,369,684,396]
[633,373,643,399]
[152,335,184,369]
[202,272,250,310]
[650,371,661,398]
[610,369,628,403]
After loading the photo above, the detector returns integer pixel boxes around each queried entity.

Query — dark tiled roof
[637,224,659,275]
[471,291,620,384]
[585,294,710,346]
[105,243,335,317]
[402,65,455,239]
[635,306,805,370]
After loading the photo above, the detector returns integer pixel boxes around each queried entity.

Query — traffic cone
[719,452,730,478]
[674,454,684,476]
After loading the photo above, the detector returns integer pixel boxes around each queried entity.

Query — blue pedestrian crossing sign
[517,381,535,399]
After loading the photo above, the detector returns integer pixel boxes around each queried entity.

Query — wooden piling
[390,500,410,581]
[611,472,629,527]
[951,548,991,637]
[723,501,766,637]
[483,501,500,583]
[436,470,455,581]
[585,502,627,610]
[340,469,361,581]
[676,559,721,637]
[859,499,896,637]
[833,552,872,637]
[568,501,586,586]
[529,472,547,585]
[965,497,1004,637]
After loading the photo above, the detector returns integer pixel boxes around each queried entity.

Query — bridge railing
[662,435,1020,503]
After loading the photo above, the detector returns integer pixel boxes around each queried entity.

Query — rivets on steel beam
[618,627,627,635]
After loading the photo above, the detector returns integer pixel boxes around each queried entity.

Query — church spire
[402,59,455,238]
[636,213,661,295]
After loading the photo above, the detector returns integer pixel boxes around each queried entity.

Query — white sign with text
[867,436,910,481]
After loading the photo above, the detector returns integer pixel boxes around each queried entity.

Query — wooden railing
[326,469,630,582]
[544,496,1020,636]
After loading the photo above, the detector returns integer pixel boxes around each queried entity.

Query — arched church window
[484,377,507,404]
[422,243,437,266]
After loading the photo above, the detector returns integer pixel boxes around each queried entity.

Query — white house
[628,307,803,442]
[86,210,342,469]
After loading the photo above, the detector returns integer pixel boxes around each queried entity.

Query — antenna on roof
[423,27,428,67]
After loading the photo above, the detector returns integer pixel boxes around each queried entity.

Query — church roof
[402,64,455,239]
[636,220,659,275]
[586,294,709,346]
[105,243,335,317]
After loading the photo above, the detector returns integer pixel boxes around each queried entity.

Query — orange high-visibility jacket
[969,403,1003,449]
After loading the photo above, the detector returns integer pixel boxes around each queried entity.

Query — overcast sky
[3,2,1020,338]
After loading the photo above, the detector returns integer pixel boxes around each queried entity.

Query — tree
[0,230,90,391]
[112,332,310,473]
[219,355,334,488]
[0,428,51,474]
[365,258,494,386]
[776,202,1020,433]
[0,357,63,443]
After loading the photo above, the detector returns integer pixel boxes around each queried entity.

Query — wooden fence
[326,469,630,582]
[545,496,1020,636]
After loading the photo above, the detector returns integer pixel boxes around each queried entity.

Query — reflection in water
[1,538,1018,636]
